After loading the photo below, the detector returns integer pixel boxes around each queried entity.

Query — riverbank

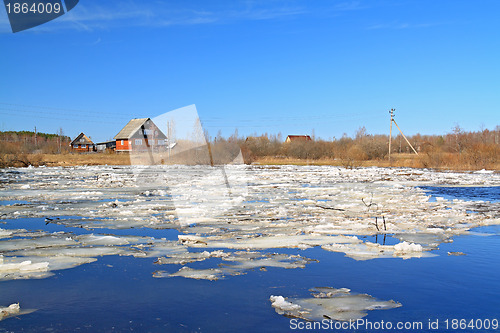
[252,153,500,171]
[1,152,499,171]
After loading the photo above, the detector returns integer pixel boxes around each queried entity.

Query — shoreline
[0,153,499,172]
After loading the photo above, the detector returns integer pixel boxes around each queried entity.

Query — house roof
[114,118,150,140]
[96,140,116,145]
[70,133,94,145]
[286,135,312,141]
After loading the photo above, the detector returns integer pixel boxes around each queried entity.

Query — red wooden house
[70,133,95,152]
[114,118,167,152]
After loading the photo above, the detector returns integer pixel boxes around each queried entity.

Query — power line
[0,102,379,124]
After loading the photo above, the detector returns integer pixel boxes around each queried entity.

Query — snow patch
[393,241,423,253]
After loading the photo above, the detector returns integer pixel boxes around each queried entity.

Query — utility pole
[388,109,419,159]
[167,121,171,158]
[388,109,394,164]
[392,118,419,155]
[58,127,63,153]
[34,126,37,147]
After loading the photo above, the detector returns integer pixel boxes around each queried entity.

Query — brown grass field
[42,153,131,166]
[253,154,500,171]
[2,152,498,172]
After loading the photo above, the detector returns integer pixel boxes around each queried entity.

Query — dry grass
[1,152,498,171]
[42,153,131,166]
[254,154,500,171]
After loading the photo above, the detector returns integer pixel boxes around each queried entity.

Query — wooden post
[393,119,419,155]
[388,109,394,164]
[166,121,170,158]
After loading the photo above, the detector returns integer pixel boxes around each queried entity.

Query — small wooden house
[96,140,116,152]
[70,133,95,152]
[114,118,167,152]
[285,135,312,143]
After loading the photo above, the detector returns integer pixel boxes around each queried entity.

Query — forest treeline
[0,130,70,166]
[236,125,500,169]
[1,126,499,170]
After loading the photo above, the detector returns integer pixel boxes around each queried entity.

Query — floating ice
[0,258,49,273]
[322,240,434,261]
[474,169,494,174]
[155,250,228,265]
[0,255,97,281]
[10,246,125,258]
[154,267,224,281]
[0,229,13,239]
[154,250,317,279]
[1,165,499,281]
[0,228,151,280]
[0,303,20,321]
[448,251,466,256]
[394,241,423,253]
[270,296,301,313]
[221,252,317,273]
[0,303,35,321]
[270,287,401,321]
[178,233,361,251]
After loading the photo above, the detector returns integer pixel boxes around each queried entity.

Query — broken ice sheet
[322,240,436,261]
[2,164,500,278]
[153,251,317,280]
[154,249,228,265]
[0,227,168,281]
[0,303,35,322]
[153,267,224,281]
[178,233,361,250]
[220,252,318,274]
[0,255,97,281]
[270,287,401,321]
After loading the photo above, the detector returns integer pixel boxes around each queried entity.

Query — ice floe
[393,241,423,253]
[0,303,20,321]
[0,303,35,321]
[0,164,499,282]
[270,287,401,321]
[321,240,435,261]
[153,251,317,280]
[154,267,224,281]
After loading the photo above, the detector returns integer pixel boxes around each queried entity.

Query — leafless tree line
[236,125,500,169]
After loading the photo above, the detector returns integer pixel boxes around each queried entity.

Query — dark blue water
[419,186,500,203]
[0,217,180,240]
[1,187,499,332]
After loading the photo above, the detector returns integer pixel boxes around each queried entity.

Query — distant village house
[285,135,312,143]
[96,140,116,152]
[70,133,95,152]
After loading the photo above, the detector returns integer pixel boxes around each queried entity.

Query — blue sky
[0,0,499,142]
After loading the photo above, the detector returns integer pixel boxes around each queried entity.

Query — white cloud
[0,1,368,34]
[25,1,308,32]
[367,21,449,30]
